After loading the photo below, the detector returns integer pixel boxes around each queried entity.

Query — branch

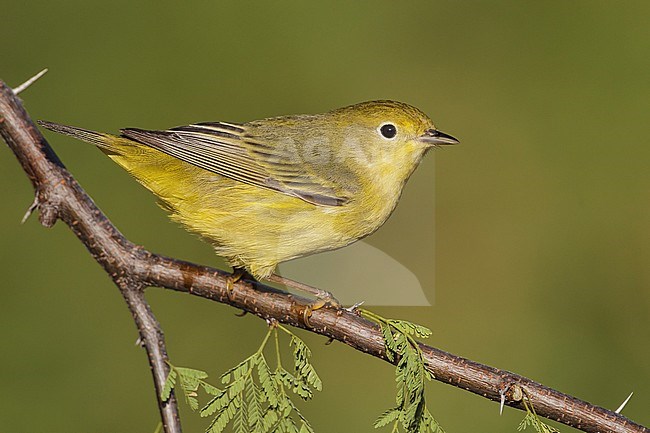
[0,76,646,433]
[0,76,182,433]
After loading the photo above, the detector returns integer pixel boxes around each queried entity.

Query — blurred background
[1,1,648,432]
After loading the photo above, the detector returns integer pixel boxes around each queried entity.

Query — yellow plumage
[38,100,458,280]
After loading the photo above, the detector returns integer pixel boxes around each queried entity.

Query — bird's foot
[302,291,342,328]
[226,267,251,301]
[266,273,343,328]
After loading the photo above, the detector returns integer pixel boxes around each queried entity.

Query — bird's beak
[419,129,459,145]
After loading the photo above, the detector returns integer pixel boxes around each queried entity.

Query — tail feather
[37,120,123,154]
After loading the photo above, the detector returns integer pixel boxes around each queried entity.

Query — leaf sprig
[161,324,321,433]
[360,309,443,433]
[162,365,219,411]
[517,392,560,433]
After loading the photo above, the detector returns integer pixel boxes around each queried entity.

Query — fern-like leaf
[233,392,247,433]
[361,309,443,433]
[380,322,397,362]
[221,356,254,385]
[388,319,432,339]
[260,407,279,433]
[206,396,239,433]
[201,380,221,396]
[170,326,321,433]
[518,402,560,433]
[374,408,400,428]
[201,388,228,417]
[257,355,279,407]
[161,368,177,402]
[245,376,262,430]
[290,335,323,392]
[162,365,212,410]
[277,368,313,400]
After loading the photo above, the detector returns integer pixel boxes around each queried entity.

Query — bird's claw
[303,298,328,328]
[302,292,343,328]
[226,277,236,300]
[226,268,247,301]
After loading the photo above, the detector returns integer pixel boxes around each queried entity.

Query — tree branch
[0,77,182,433]
[0,76,646,433]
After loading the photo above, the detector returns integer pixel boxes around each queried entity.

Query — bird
[38,100,458,318]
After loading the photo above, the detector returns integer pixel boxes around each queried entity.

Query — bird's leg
[268,273,340,305]
[267,273,341,327]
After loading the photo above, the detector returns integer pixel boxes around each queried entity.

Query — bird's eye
[379,123,397,139]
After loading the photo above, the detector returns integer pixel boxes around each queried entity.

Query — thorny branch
[0,74,647,433]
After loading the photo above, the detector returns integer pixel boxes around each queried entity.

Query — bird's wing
[120,122,350,206]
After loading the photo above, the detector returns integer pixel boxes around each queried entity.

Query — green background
[1,1,648,432]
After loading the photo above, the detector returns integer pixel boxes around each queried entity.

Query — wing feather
[120,123,349,206]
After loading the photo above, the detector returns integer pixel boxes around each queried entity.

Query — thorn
[135,336,144,346]
[13,68,49,95]
[345,300,364,312]
[615,391,633,414]
[21,196,40,224]
[235,309,248,317]
[499,389,506,415]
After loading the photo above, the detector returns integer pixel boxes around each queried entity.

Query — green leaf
[176,366,209,380]
[374,408,400,428]
[187,394,199,411]
[221,356,253,385]
[280,417,300,433]
[201,389,230,418]
[169,326,321,433]
[161,368,177,402]
[420,409,445,433]
[518,407,560,433]
[290,336,310,372]
[257,356,279,407]
[246,376,262,429]
[162,365,214,411]
[388,319,432,339]
[290,335,323,392]
[206,397,238,433]
[228,376,246,400]
[277,368,312,400]
[233,393,247,433]
[365,312,443,433]
[287,398,312,431]
[518,413,532,431]
[380,323,397,362]
[201,381,221,396]
[261,407,279,433]
[393,332,408,354]
[177,367,209,397]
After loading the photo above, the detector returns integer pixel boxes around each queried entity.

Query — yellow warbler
[39,100,457,295]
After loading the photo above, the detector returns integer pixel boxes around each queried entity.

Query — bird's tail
[37,120,127,155]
